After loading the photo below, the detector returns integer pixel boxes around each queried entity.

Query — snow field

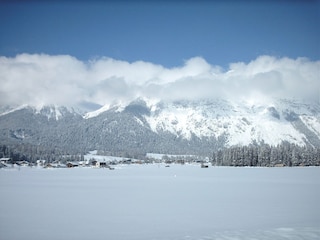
[1,165,320,240]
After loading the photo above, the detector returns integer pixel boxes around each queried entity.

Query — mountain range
[0,97,319,157]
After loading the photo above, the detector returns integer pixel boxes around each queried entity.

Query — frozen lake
[1,165,320,240]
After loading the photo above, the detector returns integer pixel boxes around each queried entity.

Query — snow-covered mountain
[84,97,320,147]
[143,98,320,147]
[0,97,319,156]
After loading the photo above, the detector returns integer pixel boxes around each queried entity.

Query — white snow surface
[1,165,320,240]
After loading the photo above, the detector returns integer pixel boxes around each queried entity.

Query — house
[0,162,9,168]
[44,163,56,168]
[78,160,90,167]
[274,163,285,167]
[0,158,11,164]
[66,162,79,168]
[45,162,66,168]
[201,163,209,168]
[122,159,132,164]
[16,160,29,167]
[93,160,108,168]
[36,160,46,167]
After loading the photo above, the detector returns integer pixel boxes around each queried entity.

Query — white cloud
[0,53,319,108]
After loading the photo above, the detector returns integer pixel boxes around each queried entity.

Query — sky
[0,0,319,108]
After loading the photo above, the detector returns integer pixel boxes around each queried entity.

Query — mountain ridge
[0,97,319,157]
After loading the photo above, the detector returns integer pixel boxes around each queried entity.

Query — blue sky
[0,1,319,107]
[1,0,319,67]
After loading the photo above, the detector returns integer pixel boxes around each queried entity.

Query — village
[0,157,144,169]
[0,153,211,170]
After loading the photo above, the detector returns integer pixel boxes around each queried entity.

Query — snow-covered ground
[1,165,320,240]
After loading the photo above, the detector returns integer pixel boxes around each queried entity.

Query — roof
[66,162,79,166]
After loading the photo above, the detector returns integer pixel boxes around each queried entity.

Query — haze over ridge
[1,54,319,108]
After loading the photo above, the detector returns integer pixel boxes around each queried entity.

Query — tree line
[0,144,84,163]
[1,142,319,167]
[212,142,320,167]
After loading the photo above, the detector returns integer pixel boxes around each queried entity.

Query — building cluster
[0,156,212,169]
[0,157,147,169]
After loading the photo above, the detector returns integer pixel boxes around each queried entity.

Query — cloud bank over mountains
[0,54,319,108]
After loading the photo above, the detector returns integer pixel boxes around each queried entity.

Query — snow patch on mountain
[0,104,29,117]
[36,105,83,120]
[36,105,63,120]
[300,116,320,138]
[84,104,112,119]
[84,99,138,119]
